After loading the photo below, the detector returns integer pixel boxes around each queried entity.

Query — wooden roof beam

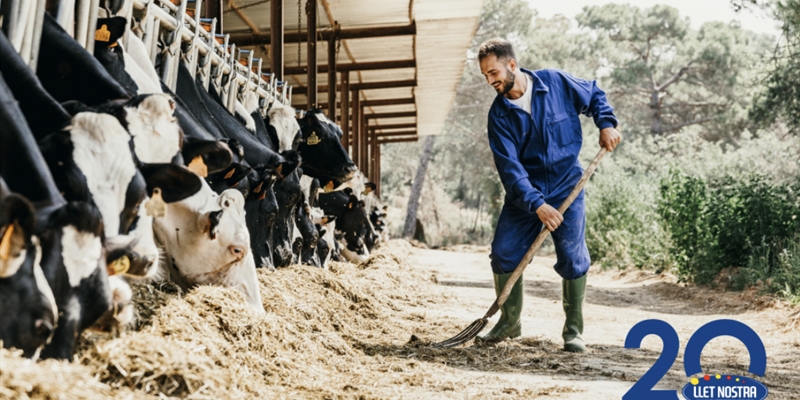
[229,21,416,46]
[319,97,415,110]
[379,136,419,144]
[273,59,416,75]
[293,79,416,95]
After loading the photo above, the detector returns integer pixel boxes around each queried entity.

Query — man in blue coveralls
[476,38,621,352]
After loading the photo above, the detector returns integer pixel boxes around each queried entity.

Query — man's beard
[494,67,515,95]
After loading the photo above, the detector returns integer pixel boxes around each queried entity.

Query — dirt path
[396,245,800,399]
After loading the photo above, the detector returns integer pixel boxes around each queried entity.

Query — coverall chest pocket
[546,112,578,147]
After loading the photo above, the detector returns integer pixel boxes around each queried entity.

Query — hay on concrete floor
[1,239,565,399]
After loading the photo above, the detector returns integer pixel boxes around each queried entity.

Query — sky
[526,0,781,37]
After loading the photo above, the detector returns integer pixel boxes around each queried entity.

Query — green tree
[577,4,765,140]
[751,0,800,132]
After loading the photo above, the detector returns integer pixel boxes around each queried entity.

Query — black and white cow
[0,182,58,359]
[0,68,113,360]
[318,190,372,263]
[295,109,357,183]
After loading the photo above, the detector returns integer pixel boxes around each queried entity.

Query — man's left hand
[599,127,622,152]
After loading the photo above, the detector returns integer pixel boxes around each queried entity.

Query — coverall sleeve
[552,69,618,131]
[487,115,546,213]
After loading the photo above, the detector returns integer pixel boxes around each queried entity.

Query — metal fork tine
[431,318,488,348]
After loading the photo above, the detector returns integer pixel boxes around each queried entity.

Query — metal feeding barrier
[0,0,292,115]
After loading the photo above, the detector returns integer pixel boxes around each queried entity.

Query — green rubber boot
[562,274,587,353]
[476,272,523,343]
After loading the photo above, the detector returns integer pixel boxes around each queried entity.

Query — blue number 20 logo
[623,319,767,400]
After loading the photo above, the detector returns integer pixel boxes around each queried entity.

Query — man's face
[480,54,516,95]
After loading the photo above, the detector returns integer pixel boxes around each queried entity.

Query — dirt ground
[407,245,800,399]
[2,240,799,399]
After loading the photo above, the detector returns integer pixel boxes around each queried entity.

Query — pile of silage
[0,240,469,399]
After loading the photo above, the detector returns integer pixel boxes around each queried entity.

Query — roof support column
[352,90,361,166]
[340,71,350,150]
[360,106,369,177]
[327,25,337,119]
[375,142,381,196]
[306,0,318,109]
[270,0,283,80]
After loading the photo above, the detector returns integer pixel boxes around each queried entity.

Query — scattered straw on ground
[4,240,575,399]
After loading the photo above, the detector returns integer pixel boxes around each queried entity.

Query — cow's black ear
[277,150,301,180]
[94,17,127,49]
[347,195,359,209]
[139,163,203,203]
[61,100,94,116]
[182,138,233,174]
[343,188,353,196]
[0,195,36,270]
[358,200,365,208]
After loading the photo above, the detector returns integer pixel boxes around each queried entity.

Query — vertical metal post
[205,0,222,33]
[352,90,361,167]
[27,0,47,72]
[327,25,337,119]
[306,0,317,109]
[2,0,22,46]
[270,0,283,81]
[162,0,187,90]
[85,0,101,52]
[375,143,381,196]
[360,106,368,176]
[340,71,350,150]
[75,0,90,47]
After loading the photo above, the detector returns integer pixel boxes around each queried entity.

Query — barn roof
[222,0,484,138]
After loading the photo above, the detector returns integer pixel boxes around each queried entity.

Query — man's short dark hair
[478,38,516,62]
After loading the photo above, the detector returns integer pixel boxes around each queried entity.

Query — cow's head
[119,94,182,164]
[244,165,280,269]
[0,194,58,359]
[297,109,357,182]
[145,166,263,313]
[267,103,301,152]
[337,195,371,263]
[39,201,111,360]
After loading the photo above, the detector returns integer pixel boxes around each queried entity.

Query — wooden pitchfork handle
[483,148,608,319]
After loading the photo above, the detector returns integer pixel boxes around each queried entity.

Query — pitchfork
[430,148,608,349]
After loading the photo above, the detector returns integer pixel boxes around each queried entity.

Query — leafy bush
[585,162,674,271]
[659,171,800,284]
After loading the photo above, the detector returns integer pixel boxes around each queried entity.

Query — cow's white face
[125,94,181,164]
[68,112,137,237]
[153,183,264,313]
[269,104,300,152]
[61,225,104,288]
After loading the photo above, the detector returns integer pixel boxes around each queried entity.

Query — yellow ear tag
[307,131,321,146]
[275,164,284,180]
[188,156,208,177]
[224,168,236,179]
[253,182,264,193]
[107,255,130,276]
[361,187,372,195]
[95,24,111,42]
[323,181,334,193]
[0,224,15,261]
[146,188,168,218]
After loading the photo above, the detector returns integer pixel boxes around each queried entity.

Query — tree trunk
[650,89,662,135]
[403,135,435,239]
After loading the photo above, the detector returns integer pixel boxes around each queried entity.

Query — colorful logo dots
[736,378,740,382]
[727,375,731,380]
[703,375,711,381]
[691,377,700,385]
[715,374,721,379]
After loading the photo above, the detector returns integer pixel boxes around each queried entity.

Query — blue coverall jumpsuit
[488,68,618,280]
